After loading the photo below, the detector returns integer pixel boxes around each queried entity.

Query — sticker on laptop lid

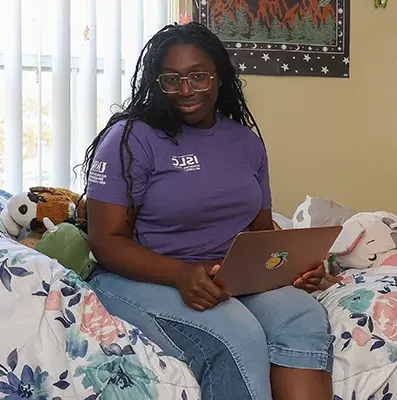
[266,252,288,269]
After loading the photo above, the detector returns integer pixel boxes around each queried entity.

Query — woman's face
[160,44,219,129]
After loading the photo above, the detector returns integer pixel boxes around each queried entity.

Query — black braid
[79,22,263,226]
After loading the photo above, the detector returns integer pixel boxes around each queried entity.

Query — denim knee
[268,291,334,372]
[156,318,254,400]
[240,287,334,373]
[155,306,272,400]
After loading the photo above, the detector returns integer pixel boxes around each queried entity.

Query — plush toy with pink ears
[329,211,397,270]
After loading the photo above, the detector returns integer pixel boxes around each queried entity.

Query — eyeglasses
[156,72,216,94]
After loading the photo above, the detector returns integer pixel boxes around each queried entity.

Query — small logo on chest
[91,160,107,174]
[171,154,201,172]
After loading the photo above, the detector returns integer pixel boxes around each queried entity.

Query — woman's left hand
[293,263,326,293]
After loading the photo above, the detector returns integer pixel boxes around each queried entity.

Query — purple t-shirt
[87,114,271,262]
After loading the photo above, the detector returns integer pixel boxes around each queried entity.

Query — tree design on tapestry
[194,0,350,78]
[212,1,336,44]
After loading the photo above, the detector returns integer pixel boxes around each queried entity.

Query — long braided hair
[80,22,262,222]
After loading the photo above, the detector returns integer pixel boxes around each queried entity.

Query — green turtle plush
[33,217,96,280]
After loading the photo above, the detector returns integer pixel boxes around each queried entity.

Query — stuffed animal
[0,186,85,237]
[329,211,397,269]
[20,217,96,280]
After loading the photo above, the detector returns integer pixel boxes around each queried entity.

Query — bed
[1,191,396,399]
[0,234,201,399]
[274,198,397,400]
[316,267,397,400]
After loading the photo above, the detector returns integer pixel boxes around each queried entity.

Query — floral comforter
[0,236,201,400]
[315,267,397,400]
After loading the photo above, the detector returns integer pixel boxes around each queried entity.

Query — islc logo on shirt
[171,154,201,172]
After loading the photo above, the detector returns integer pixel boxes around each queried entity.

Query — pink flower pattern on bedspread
[80,292,122,345]
[315,269,397,400]
[373,292,397,342]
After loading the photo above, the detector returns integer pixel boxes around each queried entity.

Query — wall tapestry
[192,0,350,78]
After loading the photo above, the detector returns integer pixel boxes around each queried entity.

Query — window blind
[1,0,172,192]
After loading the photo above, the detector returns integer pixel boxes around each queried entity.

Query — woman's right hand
[175,264,231,311]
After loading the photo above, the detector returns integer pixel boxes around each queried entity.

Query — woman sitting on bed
[83,22,334,400]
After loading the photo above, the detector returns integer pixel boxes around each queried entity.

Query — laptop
[213,226,342,296]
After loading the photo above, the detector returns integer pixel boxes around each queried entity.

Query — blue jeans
[89,272,334,400]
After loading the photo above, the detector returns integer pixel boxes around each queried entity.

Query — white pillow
[292,195,357,229]
[272,212,293,230]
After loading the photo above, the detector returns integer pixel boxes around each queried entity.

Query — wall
[244,1,397,217]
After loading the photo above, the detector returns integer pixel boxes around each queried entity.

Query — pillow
[0,189,12,213]
[272,212,293,230]
[292,195,357,228]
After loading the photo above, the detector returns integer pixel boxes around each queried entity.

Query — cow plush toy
[0,187,94,280]
[0,186,85,238]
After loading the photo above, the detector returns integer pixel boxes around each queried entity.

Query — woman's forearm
[89,234,187,287]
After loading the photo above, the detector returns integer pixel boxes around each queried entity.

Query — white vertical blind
[0,1,172,191]
[122,0,144,101]
[4,0,23,193]
[104,0,121,118]
[70,68,80,193]
[143,0,169,45]
[77,0,97,166]
[169,0,179,23]
[35,13,43,186]
[52,0,71,188]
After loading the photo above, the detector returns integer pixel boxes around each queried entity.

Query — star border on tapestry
[192,0,350,78]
